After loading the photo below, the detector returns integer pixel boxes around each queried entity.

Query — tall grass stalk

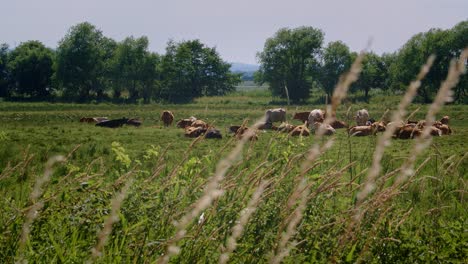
[355,55,435,213]
[393,49,467,188]
[17,155,65,263]
[157,118,266,264]
[270,51,365,263]
[90,177,134,261]
[219,181,267,264]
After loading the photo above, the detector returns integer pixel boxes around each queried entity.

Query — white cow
[355,109,369,126]
[307,109,324,128]
[265,108,286,123]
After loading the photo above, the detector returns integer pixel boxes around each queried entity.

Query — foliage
[55,22,116,101]
[159,40,241,103]
[318,41,353,98]
[108,36,160,102]
[0,43,10,98]
[389,20,468,103]
[354,52,388,100]
[7,41,54,98]
[257,26,324,102]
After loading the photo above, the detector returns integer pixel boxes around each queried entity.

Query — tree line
[256,20,467,103]
[0,20,466,103]
[0,22,240,103]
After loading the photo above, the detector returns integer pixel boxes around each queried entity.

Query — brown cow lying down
[177,116,197,128]
[433,123,452,135]
[80,117,108,123]
[184,126,207,138]
[427,126,442,136]
[394,125,422,139]
[348,125,374,136]
[372,121,386,132]
[277,122,296,133]
[161,110,174,127]
[440,115,449,125]
[312,122,335,136]
[292,111,310,123]
[126,118,142,127]
[330,120,348,129]
[290,125,310,137]
[205,128,222,139]
[191,120,208,129]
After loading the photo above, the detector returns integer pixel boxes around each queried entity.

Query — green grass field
[0,92,466,263]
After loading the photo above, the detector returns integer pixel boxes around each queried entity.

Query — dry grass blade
[157,117,267,264]
[17,155,65,263]
[90,176,134,261]
[355,55,435,210]
[219,181,268,264]
[393,48,467,188]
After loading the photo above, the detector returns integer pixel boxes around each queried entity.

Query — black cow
[205,128,222,139]
[96,118,129,128]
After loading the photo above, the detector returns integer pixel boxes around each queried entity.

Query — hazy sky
[2,0,467,64]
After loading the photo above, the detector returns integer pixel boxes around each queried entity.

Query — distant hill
[229,62,259,73]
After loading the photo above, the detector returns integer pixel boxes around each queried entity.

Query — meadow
[0,87,467,263]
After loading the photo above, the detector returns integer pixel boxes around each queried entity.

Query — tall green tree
[160,40,240,103]
[55,22,115,101]
[318,41,352,98]
[109,36,159,102]
[7,41,54,98]
[390,22,467,103]
[449,20,468,103]
[257,27,324,102]
[0,43,10,98]
[356,52,387,100]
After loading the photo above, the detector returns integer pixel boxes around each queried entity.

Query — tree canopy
[55,22,115,101]
[256,27,324,103]
[159,40,240,103]
[0,20,466,104]
[7,41,54,98]
[318,41,353,98]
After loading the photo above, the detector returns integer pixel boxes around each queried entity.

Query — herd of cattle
[79,107,453,140]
